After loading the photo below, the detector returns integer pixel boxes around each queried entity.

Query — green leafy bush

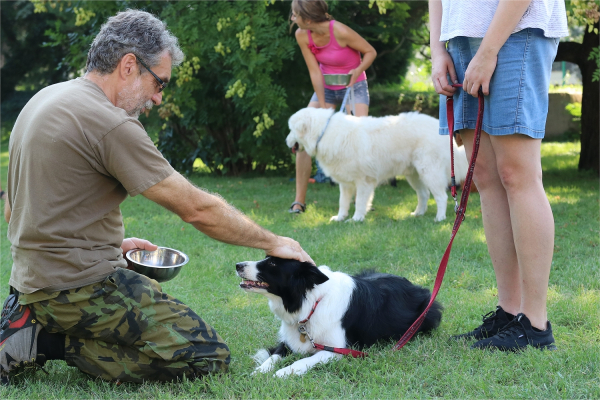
[12,0,427,175]
[566,102,582,119]
[369,80,439,118]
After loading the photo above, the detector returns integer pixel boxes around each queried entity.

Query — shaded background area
[1,0,597,176]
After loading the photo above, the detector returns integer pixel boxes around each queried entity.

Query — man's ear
[119,53,138,80]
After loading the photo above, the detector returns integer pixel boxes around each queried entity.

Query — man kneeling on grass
[0,9,313,385]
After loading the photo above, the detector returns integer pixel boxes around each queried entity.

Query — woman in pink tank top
[288,0,376,214]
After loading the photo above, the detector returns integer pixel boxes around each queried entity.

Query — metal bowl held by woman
[323,74,351,86]
[125,247,189,283]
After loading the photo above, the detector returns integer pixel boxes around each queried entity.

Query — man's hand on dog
[266,236,314,265]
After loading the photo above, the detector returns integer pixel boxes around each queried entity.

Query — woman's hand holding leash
[347,68,361,88]
[463,49,497,97]
[431,45,458,97]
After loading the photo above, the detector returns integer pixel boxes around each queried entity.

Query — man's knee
[211,340,231,371]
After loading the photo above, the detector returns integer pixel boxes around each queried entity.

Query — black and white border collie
[236,256,443,377]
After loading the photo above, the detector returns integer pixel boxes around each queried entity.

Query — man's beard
[128,99,153,119]
[117,79,154,119]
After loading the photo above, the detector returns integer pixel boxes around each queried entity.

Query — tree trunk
[555,21,599,175]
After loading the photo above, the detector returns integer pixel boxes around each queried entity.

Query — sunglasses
[134,55,167,93]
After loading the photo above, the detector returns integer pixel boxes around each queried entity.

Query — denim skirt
[439,28,559,138]
[310,79,370,105]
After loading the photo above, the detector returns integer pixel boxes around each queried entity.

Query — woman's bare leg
[489,133,553,330]
[346,103,369,117]
[291,101,336,212]
[461,129,521,317]
[461,129,554,330]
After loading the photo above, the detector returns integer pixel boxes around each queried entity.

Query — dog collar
[298,298,322,324]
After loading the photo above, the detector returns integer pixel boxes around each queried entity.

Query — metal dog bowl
[323,74,351,86]
[125,247,189,282]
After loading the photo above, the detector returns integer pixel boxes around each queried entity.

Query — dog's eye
[269,262,276,267]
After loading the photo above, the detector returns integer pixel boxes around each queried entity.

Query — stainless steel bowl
[125,247,189,282]
[323,74,351,86]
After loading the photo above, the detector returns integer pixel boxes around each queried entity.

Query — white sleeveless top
[439,0,568,41]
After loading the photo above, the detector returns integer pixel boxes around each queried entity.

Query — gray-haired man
[1,9,313,384]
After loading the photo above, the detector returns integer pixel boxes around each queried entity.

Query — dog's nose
[236,262,246,272]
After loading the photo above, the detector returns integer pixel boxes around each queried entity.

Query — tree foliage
[0,0,71,125]
[556,0,599,175]
[6,0,426,175]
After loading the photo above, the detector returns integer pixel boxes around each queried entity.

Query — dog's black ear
[302,262,329,287]
[280,262,329,313]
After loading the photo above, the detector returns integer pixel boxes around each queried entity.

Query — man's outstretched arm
[142,172,314,264]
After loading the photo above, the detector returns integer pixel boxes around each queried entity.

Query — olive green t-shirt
[7,78,175,294]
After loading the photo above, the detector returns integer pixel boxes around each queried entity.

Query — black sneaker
[452,306,514,340]
[0,294,47,385]
[471,313,557,352]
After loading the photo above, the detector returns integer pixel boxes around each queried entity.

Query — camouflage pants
[20,268,230,383]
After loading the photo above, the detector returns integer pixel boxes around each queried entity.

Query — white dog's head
[286,108,335,157]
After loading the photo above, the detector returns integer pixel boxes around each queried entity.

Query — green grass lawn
[1,141,598,399]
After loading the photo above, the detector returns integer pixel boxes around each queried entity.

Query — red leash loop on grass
[393,84,484,351]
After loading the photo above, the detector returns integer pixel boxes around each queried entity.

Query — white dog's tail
[453,145,469,185]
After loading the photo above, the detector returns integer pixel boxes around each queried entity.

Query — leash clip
[298,324,316,348]
[455,207,466,222]
[453,195,459,214]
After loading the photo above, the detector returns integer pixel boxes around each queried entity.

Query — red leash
[393,84,484,350]
[301,85,483,355]
[312,343,367,358]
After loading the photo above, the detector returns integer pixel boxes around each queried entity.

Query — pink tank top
[307,20,367,90]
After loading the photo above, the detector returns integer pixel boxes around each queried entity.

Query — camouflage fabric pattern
[22,268,230,383]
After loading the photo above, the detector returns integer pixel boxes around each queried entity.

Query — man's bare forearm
[143,172,313,263]
[144,173,279,252]
[185,192,279,251]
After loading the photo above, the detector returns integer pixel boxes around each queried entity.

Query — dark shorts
[310,79,370,105]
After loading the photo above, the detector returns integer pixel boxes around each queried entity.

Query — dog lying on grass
[236,256,443,377]
[286,108,468,222]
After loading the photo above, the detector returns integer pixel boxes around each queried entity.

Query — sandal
[288,201,306,214]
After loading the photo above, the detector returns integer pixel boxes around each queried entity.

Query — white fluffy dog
[286,108,468,222]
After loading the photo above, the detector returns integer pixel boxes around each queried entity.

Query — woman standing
[288,0,376,213]
[429,0,567,350]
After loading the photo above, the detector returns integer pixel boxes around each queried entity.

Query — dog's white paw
[330,215,347,222]
[410,211,425,217]
[252,349,270,366]
[275,365,306,378]
[252,364,273,375]
[350,214,365,222]
[434,215,446,222]
[252,353,281,375]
